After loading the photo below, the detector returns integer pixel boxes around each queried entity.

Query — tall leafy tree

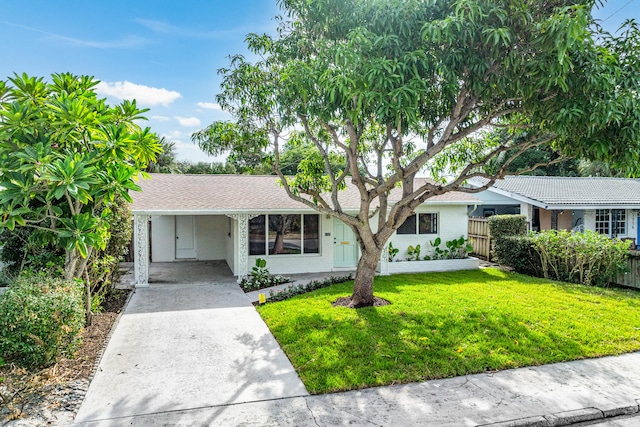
[146,136,181,173]
[195,0,640,307]
[0,73,161,313]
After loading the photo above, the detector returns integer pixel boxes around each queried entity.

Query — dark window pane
[249,215,266,255]
[303,214,320,253]
[419,213,437,234]
[613,209,626,236]
[268,214,302,255]
[397,215,417,234]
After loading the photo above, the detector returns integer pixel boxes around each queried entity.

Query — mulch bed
[1,289,131,424]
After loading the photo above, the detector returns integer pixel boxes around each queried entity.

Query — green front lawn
[257,268,640,394]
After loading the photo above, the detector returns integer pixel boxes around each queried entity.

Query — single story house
[469,176,640,244]
[130,174,480,286]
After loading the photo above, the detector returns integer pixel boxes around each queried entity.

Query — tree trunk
[349,246,382,308]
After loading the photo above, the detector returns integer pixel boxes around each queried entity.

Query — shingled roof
[130,174,480,214]
[484,176,640,208]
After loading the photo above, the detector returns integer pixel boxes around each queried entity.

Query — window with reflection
[248,214,320,255]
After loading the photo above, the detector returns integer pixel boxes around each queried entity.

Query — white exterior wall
[151,215,176,262]
[226,216,235,273]
[388,205,469,261]
[246,215,335,275]
[151,215,229,262]
[194,216,227,260]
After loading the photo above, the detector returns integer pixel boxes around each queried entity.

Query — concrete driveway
[74,281,308,424]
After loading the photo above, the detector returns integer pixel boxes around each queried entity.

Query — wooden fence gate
[468,217,491,261]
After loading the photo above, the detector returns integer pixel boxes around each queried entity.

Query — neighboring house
[469,176,640,245]
[129,174,480,286]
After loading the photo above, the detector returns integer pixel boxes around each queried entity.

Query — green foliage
[0,273,85,368]
[240,258,290,292]
[489,215,528,238]
[387,242,399,262]
[87,194,133,296]
[407,244,421,261]
[0,226,64,282]
[0,72,161,280]
[493,235,541,277]
[444,236,475,259]
[266,274,354,303]
[146,137,180,174]
[530,230,631,287]
[425,236,472,260]
[176,161,238,175]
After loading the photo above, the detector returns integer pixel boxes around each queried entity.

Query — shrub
[87,194,133,305]
[493,234,542,276]
[266,274,353,303]
[530,230,631,287]
[0,273,85,368]
[240,258,290,292]
[488,215,528,238]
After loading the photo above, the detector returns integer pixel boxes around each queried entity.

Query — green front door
[333,219,358,268]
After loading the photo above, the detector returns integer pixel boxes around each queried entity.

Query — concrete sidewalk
[75,351,640,426]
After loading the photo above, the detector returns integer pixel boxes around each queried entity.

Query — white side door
[176,215,197,259]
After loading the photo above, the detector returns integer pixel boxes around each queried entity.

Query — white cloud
[175,116,201,127]
[96,81,181,106]
[197,102,222,110]
[151,115,171,122]
[164,130,188,140]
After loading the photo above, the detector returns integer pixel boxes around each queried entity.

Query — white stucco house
[130,174,481,286]
[469,176,640,245]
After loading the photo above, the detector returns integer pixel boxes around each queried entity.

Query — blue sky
[0,0,637,163]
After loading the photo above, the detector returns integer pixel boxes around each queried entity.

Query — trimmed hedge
[488,214,528,238]
[0,274,85,368]
[493,235,541,277]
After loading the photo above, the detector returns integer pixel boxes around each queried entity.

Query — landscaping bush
[530,230,631,287]
[240,258,290,292]
[86,194,133,308]
[493,234,541,276]
[0,274,85,368]
[266,274,353,303]
[488,214,528,238]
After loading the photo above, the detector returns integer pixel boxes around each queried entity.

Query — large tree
[0,73,161,315]
[195,0,640,307]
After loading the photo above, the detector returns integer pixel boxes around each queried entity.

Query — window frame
[248,214,321,256]
[595,209,626,237]
[396,212,438,235]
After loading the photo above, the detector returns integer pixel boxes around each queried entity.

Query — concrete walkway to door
[74,278,308,424]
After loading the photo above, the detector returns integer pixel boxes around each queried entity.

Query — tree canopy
[195,0,640,306]
[0,72,161,281]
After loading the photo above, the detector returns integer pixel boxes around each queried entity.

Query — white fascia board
[542,204,640,210]
[481,187,548,208]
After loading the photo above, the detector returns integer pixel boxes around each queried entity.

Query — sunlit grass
[257,268,640,394]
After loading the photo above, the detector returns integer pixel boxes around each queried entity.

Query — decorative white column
[226,214,259,282]
[380,242,390,276]
[133,214,150,287]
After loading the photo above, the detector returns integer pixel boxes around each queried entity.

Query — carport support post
[134,214,150,287]
[227,213,258,283]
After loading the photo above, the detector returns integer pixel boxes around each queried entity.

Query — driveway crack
[305,397,321,427]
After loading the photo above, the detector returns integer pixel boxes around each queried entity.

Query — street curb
[479,402,640,426]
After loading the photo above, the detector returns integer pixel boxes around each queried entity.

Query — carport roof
[130,173,480,214]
